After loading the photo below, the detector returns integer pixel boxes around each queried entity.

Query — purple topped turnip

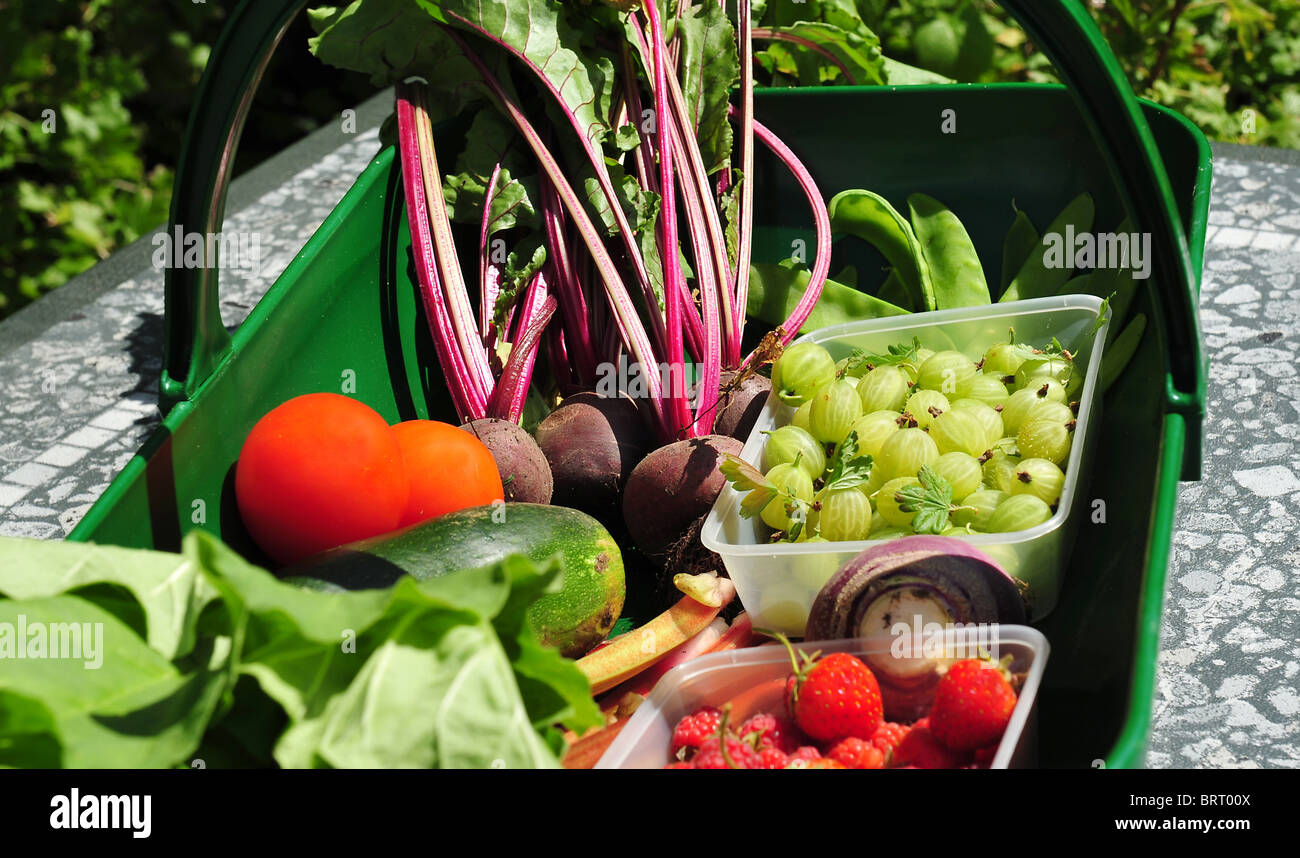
[806,536,1026,642]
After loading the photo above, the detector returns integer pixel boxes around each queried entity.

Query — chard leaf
[719,171,742,270]
[493,236,548,331]
[488,556,602,732]
[0,690,62,768]
[611,124,641,152]
[441,109,538,232]
[187,533,590,768]
[580,157,658,238]
[445,168,539,235]
[417,0,618,151]
[0,528,597,769]
[309,0,488,115]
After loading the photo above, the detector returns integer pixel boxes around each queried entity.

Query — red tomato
[235,393,409,565]
[391,420,504,527]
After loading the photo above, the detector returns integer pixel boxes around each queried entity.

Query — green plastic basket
[67,0,1210,768]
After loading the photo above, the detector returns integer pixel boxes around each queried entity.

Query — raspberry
[739,713,804,753]
[670,706,724,758]
[664,761,694,769]
[756,747,790,770]
[788,745,823,763]
[870,722,910,760]
[692,734,761,770]
[827,737,886,770]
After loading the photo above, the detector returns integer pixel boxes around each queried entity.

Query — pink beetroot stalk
[441,9,666,359]
[411,90,495,400]
[644,2,717,439]
[479,162,504,347]
[443,27,672,439]
[732,0,756,365]
[734,106,832,361]
[540,176,598,386]
[398,82,557,425]
[489,277,557,423]
[396,87,486,421]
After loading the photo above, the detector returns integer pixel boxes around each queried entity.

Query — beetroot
[534,392,652,518]
[621,434,743,555]
[713,370,771,441]
[460,418,553,504]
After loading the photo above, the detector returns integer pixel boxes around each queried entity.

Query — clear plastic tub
[596,624,1049,769]
[701,295,1110,635]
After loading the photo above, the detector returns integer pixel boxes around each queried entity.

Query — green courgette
[281,503,625,658]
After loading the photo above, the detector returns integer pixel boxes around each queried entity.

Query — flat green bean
[1000,192,1094,303]
[1102,219,1140,344]
[1055,272,1095,297]
[908,192,990,309]
[1000,209,1039,296]
[877,269,915,312]
[828,189,936,312]
[1101,313,1146,392]
[747,261,909,333]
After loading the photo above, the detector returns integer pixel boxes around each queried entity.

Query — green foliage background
[0,0,376,321]
[0,0,1295,323]
[878,0,1300,147]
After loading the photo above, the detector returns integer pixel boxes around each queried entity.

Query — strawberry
[738,713,805,753]
[890,719,969,769]
[827,737,886,770]
[784,650,883,744]
[971,745,999,769]
[670,706,724,758]
[928,658,1018,752]
[764,632,883,744]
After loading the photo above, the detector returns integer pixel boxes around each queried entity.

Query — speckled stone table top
[0,102,1297,767]
[1145,147,1300,769]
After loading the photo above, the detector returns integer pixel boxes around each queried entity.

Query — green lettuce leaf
[0,595,229,767]
[0,536,217,660]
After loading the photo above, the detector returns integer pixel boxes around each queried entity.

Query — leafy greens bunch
[0,531,600,768]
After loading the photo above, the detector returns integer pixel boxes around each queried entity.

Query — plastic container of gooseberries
[595,624,1049,769]
[700,295,1110,635]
